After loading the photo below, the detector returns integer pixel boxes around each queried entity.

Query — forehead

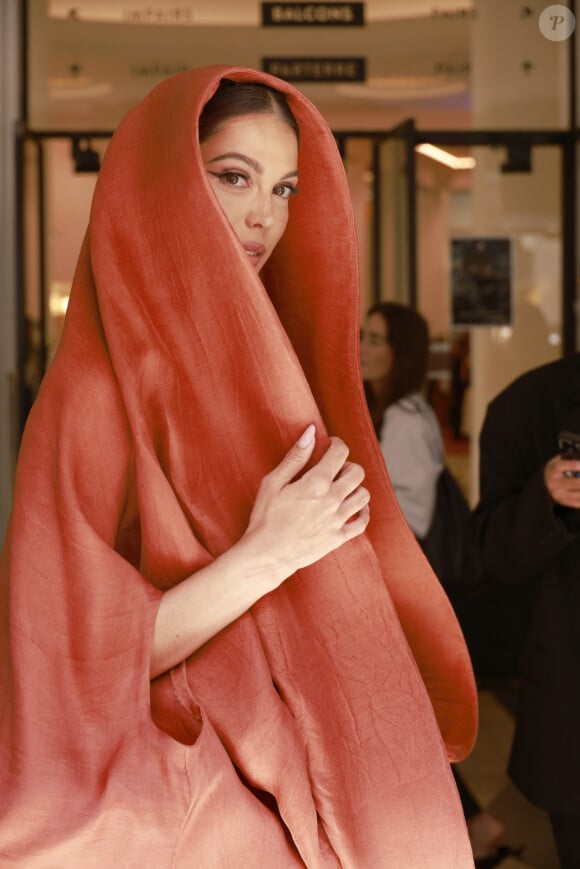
[200,113,298,167]
[365,312,388,335]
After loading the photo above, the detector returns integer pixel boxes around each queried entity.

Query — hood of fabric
[0,65,477,867]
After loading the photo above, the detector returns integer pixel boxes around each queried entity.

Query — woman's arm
[150,427,370,678]
[379,400,443,538]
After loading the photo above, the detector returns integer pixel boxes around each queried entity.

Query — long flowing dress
[0,65,477,868]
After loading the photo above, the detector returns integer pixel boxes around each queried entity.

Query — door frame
[338,126,576,355]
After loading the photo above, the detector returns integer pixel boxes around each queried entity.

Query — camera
[558,430,580,477]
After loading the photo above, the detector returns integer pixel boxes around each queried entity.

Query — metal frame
[339,127,577,355]
[375,119,417,309]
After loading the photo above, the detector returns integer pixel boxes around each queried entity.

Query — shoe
[474,845,525,868]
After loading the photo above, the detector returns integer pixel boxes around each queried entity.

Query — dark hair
[199,78,300,143]
[364,302,430,436]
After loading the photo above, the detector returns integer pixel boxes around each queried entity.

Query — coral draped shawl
[0,66,477,867]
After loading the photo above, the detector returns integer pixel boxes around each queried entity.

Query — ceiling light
[415,143,475,170]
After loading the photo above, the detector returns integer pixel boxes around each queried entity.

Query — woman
[361,302,444,539]
[0,67,476,867]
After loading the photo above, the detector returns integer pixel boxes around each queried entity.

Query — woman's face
[360,312,393,384]
[201,113,299,273]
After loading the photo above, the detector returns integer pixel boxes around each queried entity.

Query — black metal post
[403,121,417,309]
[37,140,48,377]
[14,130,27,435]
[371,140,381,303]
[562,138,576,355]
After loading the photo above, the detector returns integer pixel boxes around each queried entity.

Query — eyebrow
[206,151,299,179]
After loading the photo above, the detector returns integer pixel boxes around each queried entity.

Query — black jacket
[470,354,580,814]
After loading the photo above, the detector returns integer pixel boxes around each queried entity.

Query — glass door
[18,133,108,430]
[412,134,569,500]
[345,129,572,501]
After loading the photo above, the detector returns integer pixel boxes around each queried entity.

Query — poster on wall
[450,237,512,326]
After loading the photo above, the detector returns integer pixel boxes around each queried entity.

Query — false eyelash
[208,170,247,181]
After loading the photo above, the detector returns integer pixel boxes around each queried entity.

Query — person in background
[470,353,580,869]
[361,302,444,540]
[0,67,477,867]
[361,301,511,868]
[448,331,470,440]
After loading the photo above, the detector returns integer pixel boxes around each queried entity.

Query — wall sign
[262,3,364,26]
[262,57,366,82]
[50,3,197,25]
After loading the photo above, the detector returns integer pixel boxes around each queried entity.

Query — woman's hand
[151,425,369,677]
[246,425,370,576]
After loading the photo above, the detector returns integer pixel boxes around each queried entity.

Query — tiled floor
[444,440,560,869]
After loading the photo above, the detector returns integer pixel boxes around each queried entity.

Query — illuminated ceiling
[32,0,475,128]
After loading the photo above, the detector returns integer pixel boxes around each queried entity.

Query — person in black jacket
[470,353,580,869]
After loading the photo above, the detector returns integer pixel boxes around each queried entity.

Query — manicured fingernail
[297,424,315,448]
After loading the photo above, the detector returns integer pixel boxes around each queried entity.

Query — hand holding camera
[543,431,580,509]
[558,431,580,478]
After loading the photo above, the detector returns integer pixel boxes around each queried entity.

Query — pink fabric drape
[0,66,477,867]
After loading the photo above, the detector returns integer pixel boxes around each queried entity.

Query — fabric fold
[1,65,476,867]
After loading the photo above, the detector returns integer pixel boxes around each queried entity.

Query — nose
[245,191,275,229]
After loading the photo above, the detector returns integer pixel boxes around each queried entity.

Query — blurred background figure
[470,353,580,869]
[448,331,471,441]
[361,302,443,541]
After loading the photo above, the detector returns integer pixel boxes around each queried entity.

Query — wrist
[232,526,294,595]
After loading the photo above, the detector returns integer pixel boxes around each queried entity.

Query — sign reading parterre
[262,3,365,26]
[262,58,366,81]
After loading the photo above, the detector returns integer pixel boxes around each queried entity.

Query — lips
[242,242,266,265]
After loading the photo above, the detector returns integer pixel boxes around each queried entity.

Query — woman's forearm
[150,431,371,679]
[150,529,287,679]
